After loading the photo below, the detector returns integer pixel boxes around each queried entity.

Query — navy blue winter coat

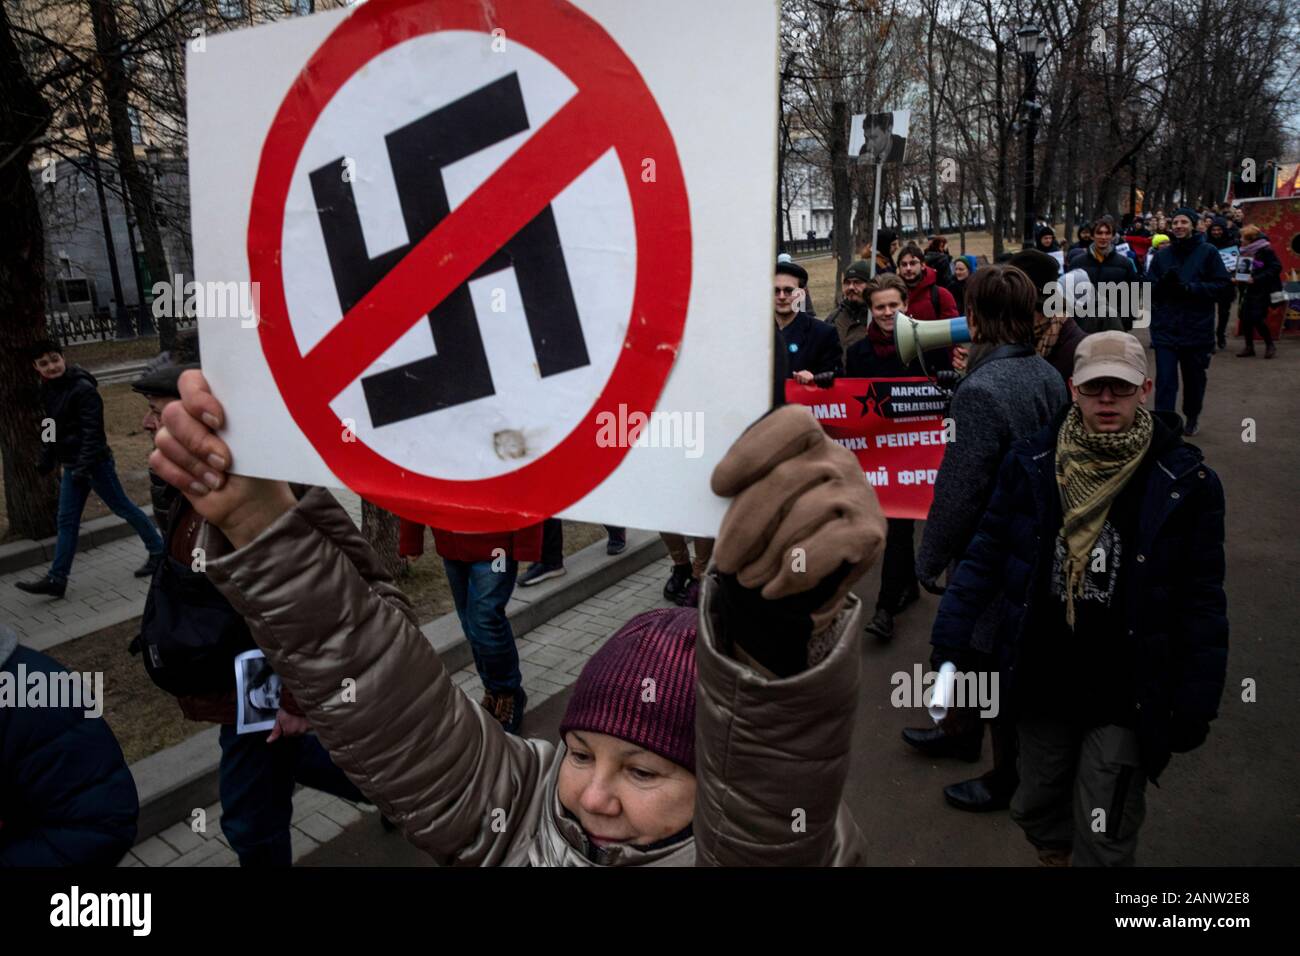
[930,411,1228,781]
[1147,232,1231,350]
[779,312,843,377]
[0,628,139,865]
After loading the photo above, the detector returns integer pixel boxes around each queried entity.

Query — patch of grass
[63,337,162,370]
[51,617,200,766]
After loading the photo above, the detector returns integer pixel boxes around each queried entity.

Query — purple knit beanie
[559,607,698,772]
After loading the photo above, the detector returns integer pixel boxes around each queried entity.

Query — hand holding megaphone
[893,312,972,366]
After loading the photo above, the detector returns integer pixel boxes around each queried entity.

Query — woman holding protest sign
[148,371,885,866]
[1234,224,1279,358]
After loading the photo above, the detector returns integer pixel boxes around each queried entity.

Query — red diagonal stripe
[300,90,608,405]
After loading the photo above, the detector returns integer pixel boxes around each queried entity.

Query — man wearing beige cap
[927,331,1228,865]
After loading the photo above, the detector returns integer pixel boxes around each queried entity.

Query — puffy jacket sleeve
[1170,467,1229,726]
[693,575,866,866]
[204,488,554,866]
[0,648,139,867]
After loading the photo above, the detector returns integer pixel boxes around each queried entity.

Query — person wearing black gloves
[775,260,840,384]
[14,340,163,599]
[145,370,886,866]
[1147,208,1231,436]
[929,332,1227,865]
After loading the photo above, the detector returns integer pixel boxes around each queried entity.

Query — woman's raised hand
[149,369,296,548]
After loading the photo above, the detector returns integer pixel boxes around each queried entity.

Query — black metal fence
[47,309,197,348]
[779,220,992,258]
[780,236,834,256]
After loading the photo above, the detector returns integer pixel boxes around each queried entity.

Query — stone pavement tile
[553,626,599,651]
[290,827,321,863]
[319,799,365,830]
[157,821,205,855]
[132,835,179,867]
[116,851,145,867]
[289,787,333,825]
[296,810,345,846]
[526,645,579,671]
[168,840,231,867]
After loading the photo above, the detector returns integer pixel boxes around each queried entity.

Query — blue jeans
[1153,346,1211,424]
[217,724,366,866]
[49,457,163,583]
[443,557,522,694]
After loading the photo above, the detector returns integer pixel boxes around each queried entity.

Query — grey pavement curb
[0,510,151,576]
[127,529,667,847]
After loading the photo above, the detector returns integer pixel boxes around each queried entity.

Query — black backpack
[133,555,255,697]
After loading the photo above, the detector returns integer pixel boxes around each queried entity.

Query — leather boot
[943,719,1019,811]
[902,723,982,762]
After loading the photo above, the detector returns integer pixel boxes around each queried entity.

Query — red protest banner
[785,377,949,520]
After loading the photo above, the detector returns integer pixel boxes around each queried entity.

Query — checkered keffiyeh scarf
[1033,312,1066,357]
[1054,404,1153,628]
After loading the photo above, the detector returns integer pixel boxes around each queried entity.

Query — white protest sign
[1219,245,1239,272]
[1049,249,1065,273]
[188,0,776,535]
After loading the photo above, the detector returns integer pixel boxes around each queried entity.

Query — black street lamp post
[1017,25,1047,249]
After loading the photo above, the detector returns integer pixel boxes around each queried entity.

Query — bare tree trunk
[830,99,852,286]
[361,500,404,579]
[0,4,58,540]
[89,0,175,349]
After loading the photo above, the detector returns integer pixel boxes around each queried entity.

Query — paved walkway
[118,556,675,866]
[3,490,363,652]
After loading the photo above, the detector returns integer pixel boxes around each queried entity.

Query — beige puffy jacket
[205,489,867,866]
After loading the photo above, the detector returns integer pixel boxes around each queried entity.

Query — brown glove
[711,405,886,631]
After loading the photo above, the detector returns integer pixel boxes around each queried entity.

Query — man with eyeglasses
[775,260,841,384]
[927,332,1227,866]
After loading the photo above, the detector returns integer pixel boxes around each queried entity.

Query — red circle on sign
[248,0,691,532]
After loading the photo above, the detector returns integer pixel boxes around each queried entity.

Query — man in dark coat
[829,259,876,353]
[1205,216,1237,350]
[775,260,840,382]
[14,340,163,599]
[1064,217,1137,331]
[132,363,371,866]
[0,624,138,865]
[929,332,1227,865]
[1009,249,1087,385]
[1147,208,1231,436]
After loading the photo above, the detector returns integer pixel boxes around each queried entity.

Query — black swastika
[310,72,590,428]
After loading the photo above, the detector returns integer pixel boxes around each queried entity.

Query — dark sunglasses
[1077,379,1139,397]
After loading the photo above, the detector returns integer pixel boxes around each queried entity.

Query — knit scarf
[1240,237,1268,258]
[1033,311,1065,357]
[867,317,897,358]
[1090,242,1110,263]
[1054,404,1153,628]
